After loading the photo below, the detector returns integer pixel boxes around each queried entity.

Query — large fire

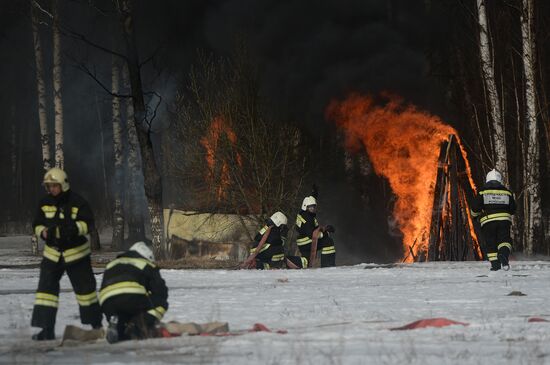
[326,93,478,262]
[200,116,239,201]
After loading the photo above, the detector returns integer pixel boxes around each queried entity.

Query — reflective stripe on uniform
[99,282,147,305]
[480,212,512,226]
[250,243,270,254]
[63,242,91,263]
[487,252,498,261]
[76,292,99,306]
[479,190,512,196]
[296,237,312,246]
[301,257,308,268]
[497,242,513,251]
[41,205,57,218]
[259,225,268,235]
[147,306,166,320]
[321,246,336,255]
[71,207,79,219]
[296,215,306,227]
[106,257,153,270]
[75,221,88,236]
[34,225,46,237]
[470,209,481,218]
[271,254,285,262]
[43,245,61,263]
[35,292,59,308]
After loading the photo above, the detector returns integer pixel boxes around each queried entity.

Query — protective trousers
[31,255,102,329]
[481,220,512,269]
[298,235,336,267]
[102,295,156,340]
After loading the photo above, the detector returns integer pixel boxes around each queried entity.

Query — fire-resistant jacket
[250,224,286,258]
[33,190,93,264]
[295,210,323,247]
[99,250,169,321]
[470,181,516,226]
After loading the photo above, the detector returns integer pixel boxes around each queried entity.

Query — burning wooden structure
[423,135,483,261]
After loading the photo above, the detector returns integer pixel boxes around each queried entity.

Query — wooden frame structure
[424,135,483,261]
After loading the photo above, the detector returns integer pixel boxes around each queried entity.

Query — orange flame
[326,93,477,262]
[200,116,239,200]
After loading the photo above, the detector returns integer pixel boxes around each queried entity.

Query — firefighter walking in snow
[100,241,168,343]
[295,192,336,267]
[241,212,289,269]
[471,169,516,271]
[31,167,102,340]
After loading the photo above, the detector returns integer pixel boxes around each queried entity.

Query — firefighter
[241,212,288,270]
[295,195,336,267]
[471,169,516,271]
[100,241,168,343]
[31,167,102,340]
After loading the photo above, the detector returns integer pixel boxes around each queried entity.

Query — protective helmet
[270,212,288,227]
[301,196,317,210]
[485,169,503,184]
[43,167,70,192]
[129,241,154,261]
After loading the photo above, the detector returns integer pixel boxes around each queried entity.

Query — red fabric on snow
[528,317,549,323]
[390,318,469,331]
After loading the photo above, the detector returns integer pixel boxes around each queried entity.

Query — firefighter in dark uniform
[100,241,168,343]
[31,167,102,340]
[295,195,336,267]
[242,212,288,270]
[471,169,516,271]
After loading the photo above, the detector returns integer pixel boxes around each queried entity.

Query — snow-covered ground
[1,236,550,364]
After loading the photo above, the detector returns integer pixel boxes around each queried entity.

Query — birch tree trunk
[111,56,125,250]
[31,1,51,171]
[118,0,166,259]
[521,0,542,255]
[477,0,508,179]
[52,0,64,168]
[122,63,146,246]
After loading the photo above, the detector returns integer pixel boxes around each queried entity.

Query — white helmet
[270,212,288,227]
[130,241,154,261]
[301,196,317,210]
[485,169,503,184]
[43,167,70,192]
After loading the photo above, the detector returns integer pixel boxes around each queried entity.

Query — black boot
[490,260,501,271]
[32,327,55,341]
[498,253,510,270]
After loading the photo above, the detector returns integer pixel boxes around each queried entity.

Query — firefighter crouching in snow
[241,212,289,269]
[296,195,336,267]
[31,168,102,340]
[471,169,516,271]
[100,242,168,343]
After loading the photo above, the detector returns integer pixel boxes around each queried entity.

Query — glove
[59,221,79,239]
[325,225,336,233]
[44,225,58,246]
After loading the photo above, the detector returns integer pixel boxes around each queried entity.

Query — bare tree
[111,55,125,250]
[117,0,165,258]
[168,50,305,231]
[52,0,64,168]
[30,0,51,171]
[123,63,146,245]
[521,0,542,254]
[477,0,508,179]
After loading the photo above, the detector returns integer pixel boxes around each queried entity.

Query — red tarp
[391,318,469,331]
[528,317,549,323]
